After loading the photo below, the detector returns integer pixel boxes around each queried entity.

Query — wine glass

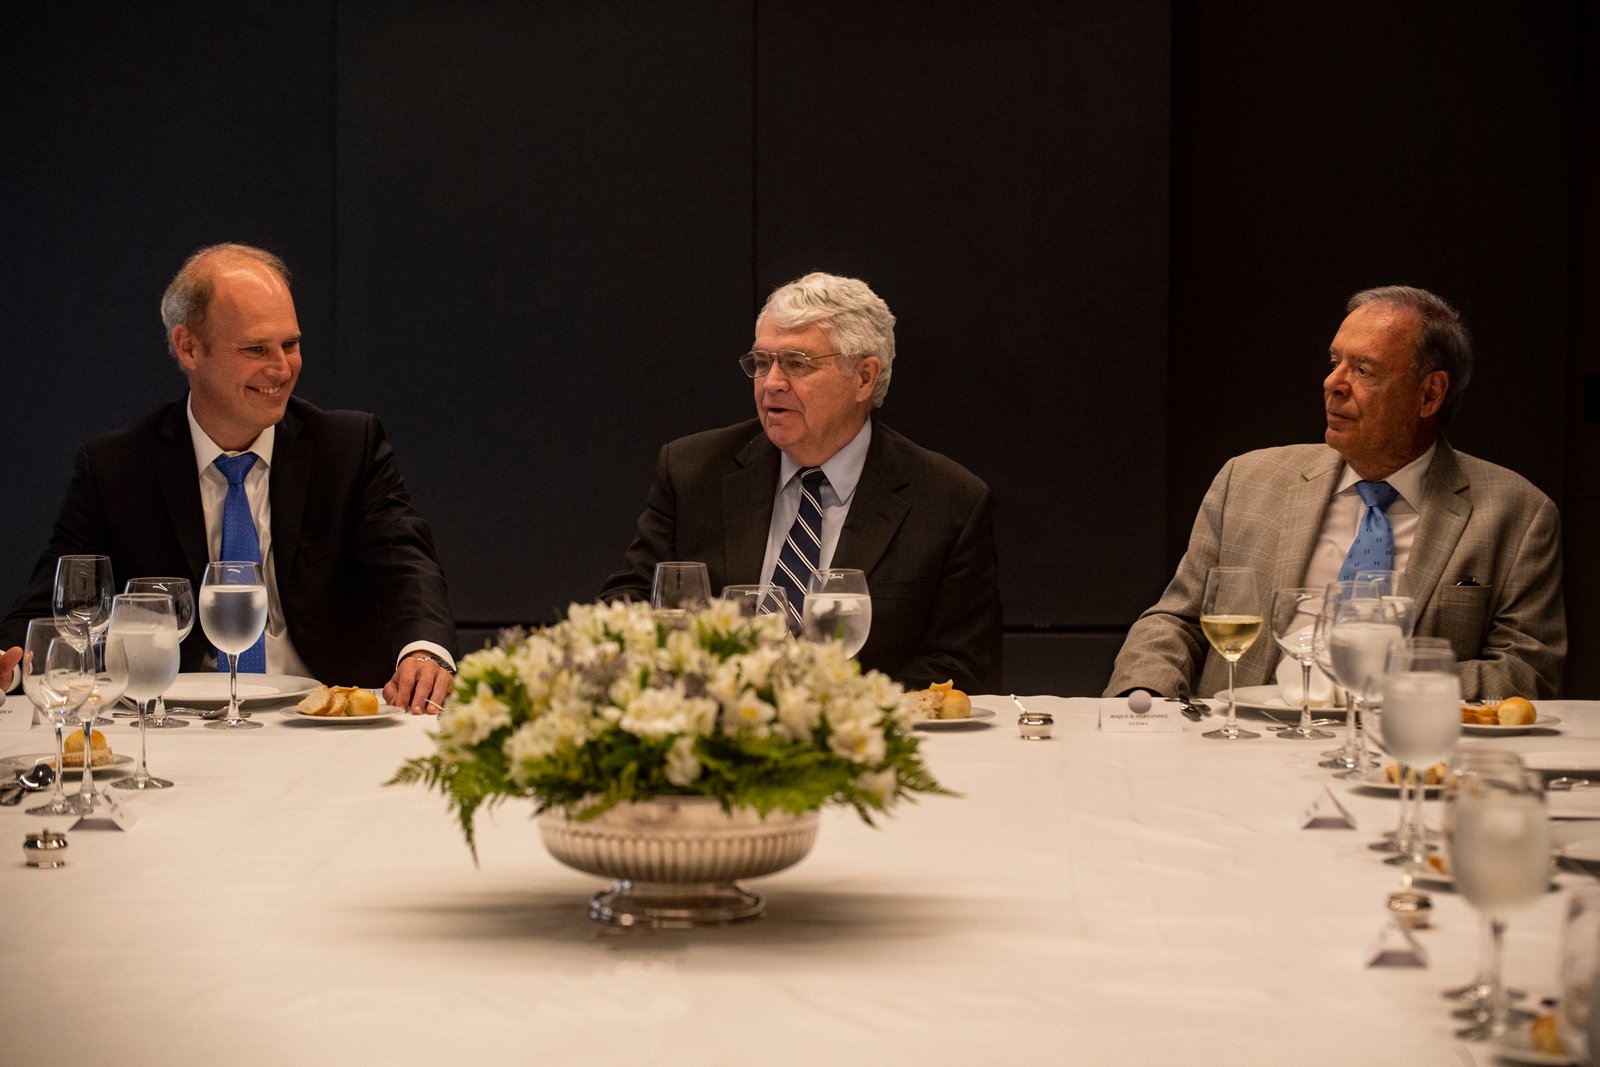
[52,554,113,651]
[1199,567,1262,740]
[1556,886,1600,1063]
[1445,763,1551,1040]
[1325,591,1402,775]
[125,577,194,729]
[720,584,789,620]
[1374,638,1460,900]
[108,593,181,790]
[802,568,872,658]
[74,635,129,813]
[1268,587,1334,740]
[651,562,711,627]
[1353,569,1417,638]
[22,624,92,816]
[200,561,268,730]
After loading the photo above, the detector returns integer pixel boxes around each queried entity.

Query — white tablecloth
[2,693,1596,1066]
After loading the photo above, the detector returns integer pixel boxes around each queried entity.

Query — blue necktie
[771,468,828,633]
[1337,480,1400,582]
[214,453,267,673]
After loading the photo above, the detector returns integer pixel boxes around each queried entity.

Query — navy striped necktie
[772,467,828,632]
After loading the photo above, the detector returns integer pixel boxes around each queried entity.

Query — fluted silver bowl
[538,798,820,926]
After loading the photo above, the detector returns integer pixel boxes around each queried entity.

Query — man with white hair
[602,272,1002,692]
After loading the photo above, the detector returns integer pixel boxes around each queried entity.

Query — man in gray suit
[1106,285,1565,701]
[602,272,1002,693]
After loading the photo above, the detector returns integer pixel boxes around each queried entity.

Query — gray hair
[757,272,896,407]
[1347,285,1472,426]
[161,243,291,358]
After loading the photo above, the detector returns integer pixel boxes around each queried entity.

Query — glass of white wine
[1200,566,1262,740]
[1445,764,1552,1040]
[803,568,872,659]
[200,562,268,731]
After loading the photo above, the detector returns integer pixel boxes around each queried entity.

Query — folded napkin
[1549,790,1600,820]
[1275,656,1337,708]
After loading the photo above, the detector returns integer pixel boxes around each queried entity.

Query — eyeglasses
[738,349,843,379]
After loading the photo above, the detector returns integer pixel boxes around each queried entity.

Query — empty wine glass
[1446,763,1552,1040]
[720,584,789,620]
[1269,587,1334,740]
[108,593,181,790]
[1354,569,1417,638]
[1199,567,1262,740]
[52,554,113,651]
[200,562,268,730]
[125,577,194,729]
[802,568,872,658]
[23,624,92,816]
[74,636,129,813]
[651,562,711,628]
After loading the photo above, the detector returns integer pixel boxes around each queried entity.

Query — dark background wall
[3,1,1593,695]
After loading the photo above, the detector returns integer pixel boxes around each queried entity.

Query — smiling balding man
[0,243,457,713]
[1106,285,1565,702]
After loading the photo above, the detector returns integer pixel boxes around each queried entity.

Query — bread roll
[1497,696,1536,726]
[345,690,379,716]
[61,728,113,768]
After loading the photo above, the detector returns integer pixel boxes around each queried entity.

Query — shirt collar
[1334,441,1435,510]
[187,394,276,474]
[778,419,872,505]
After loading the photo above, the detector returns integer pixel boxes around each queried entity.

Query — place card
[71,791,137,831]
[1098,697,1182,734]
[1299,786,1357,830]
[1365,916,1428,968]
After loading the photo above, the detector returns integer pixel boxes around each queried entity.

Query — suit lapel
[722,433,780,585]
[269,405,311,589]
[151,402,209,584]
[1407,440,1471,614]
[1272,448,1342,592]
[834,428,910,576]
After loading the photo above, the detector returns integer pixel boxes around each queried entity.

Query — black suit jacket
[1,396,457,686]
[601,419,1002,692]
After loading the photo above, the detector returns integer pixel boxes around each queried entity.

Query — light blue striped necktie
[214,452,268,672]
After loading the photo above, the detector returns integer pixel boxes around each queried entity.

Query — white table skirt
[2,693,1595,1066]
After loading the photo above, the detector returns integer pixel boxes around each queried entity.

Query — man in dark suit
[0,244,457,713]
[601,272,1001,693]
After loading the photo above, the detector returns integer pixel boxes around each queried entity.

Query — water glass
[126,577,194,728]
[108,593,181,790]
[200,561,268,730]
[651,562,711,626]
[802,568,871,658]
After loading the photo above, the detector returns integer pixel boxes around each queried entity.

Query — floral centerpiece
[390,599,949,858]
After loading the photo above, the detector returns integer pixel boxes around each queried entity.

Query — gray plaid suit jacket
[1104,440,1566,700]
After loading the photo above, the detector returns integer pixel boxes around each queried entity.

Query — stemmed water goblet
[1199,567,1262,740]
[125,577,194,729]
[802,568,872,659]
[720,584,789,621]
[1353,569,1417,638]
[1445,762,1552,1040]
[1325,589,1402,777]
[21,621,92,816]
[1268,587,1334,741]
[1372,638,1460,905]
[651,562,711,627]
[108,593,181,790]
[200,562,268,730]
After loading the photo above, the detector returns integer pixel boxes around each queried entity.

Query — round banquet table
[2,692,1598,1066]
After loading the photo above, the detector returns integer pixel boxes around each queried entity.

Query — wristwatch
[406,651,455,674]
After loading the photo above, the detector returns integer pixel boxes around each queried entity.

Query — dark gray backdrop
[3,1,1594,694]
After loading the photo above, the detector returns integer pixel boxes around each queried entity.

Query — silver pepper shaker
[1018,712,1054,741]
[24,830,68,868]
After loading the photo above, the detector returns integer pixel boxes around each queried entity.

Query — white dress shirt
[1301,442,1437,592]
[759,420,873,591]
[187,399,452,676]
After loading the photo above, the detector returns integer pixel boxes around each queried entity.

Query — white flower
[773,682,821,740]
[827,715,886,766]
[859,768,897,805]
[620,685,716,740]
[665,735,702,786]
[722,689,777,737]
[442,681,513,747]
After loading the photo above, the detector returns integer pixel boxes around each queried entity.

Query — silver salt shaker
[24,830,68,868]
[1018,712,1054,741]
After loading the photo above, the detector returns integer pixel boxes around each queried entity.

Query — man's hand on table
[0,646,20,693]
[383,653,453,716]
